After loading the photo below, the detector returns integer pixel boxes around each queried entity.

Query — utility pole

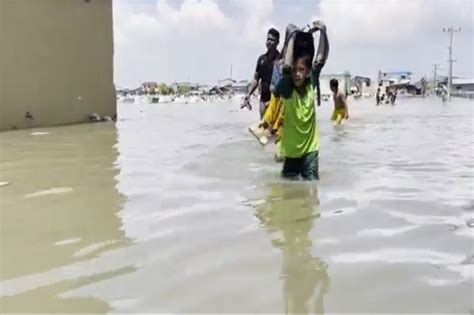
[230,64,233,80]
[443,26,461,101]
[432,63,440,95]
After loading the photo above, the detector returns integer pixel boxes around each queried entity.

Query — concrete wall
[0,0,116,131]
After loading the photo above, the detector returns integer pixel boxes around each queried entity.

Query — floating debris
[25,187,73,198]
[25,112,34,120]
[89,113,101,122]
[0,181,10,187]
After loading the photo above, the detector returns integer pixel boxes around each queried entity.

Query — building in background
[0,0,115,130]
[230,80,250,95]
[351,76,371,97]
[217,78,236,88]
[377,70,415,96]
[378,70,410,86]
[141,82,159,94]
[451,78,474,99]
[452,78,474,92]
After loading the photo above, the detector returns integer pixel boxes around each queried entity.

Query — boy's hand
[309,21,326,33]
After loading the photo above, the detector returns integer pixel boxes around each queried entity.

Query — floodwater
[0,97,473,314]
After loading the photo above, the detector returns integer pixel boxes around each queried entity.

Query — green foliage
[177,85,192,95]
[158,83,173,95]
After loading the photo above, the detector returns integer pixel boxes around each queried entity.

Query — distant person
[278,54,320,180]
[441,85,448,102]
[242,28,280,118]
[387,88,393,104]
[329,79,349,125]
[376,88,381,105]
[390,89,397,105]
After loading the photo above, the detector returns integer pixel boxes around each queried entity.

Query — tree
[177,85,192,95]
[158,83,172,95]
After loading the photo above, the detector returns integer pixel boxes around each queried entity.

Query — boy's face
[293,59,310,87]
[330,85,337,93]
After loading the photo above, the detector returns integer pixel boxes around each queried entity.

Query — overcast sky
[113,0,473,88]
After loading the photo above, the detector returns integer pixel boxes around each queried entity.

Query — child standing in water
[376,88,381,105]
[277,54,319,180]
[330,79,349,124]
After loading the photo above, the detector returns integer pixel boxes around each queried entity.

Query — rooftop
[453,78,474,85]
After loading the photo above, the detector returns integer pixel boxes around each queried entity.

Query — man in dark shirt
[244,28,280,118]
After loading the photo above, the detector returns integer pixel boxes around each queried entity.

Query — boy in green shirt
[278,54,319,180]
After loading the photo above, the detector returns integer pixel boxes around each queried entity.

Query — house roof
[453,78,474,85]
[382,71,412,75]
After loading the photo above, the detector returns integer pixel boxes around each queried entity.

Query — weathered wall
[0,0,116,131]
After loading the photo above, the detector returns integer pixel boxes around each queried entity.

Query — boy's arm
[275,65,293,99]
[341,94,349,119]
[311,65,323,106]
[311,21,329,106]
[311,63,323,90]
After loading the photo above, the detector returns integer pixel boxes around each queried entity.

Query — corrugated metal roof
[383,71,413,75]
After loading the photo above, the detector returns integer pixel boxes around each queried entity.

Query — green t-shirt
[280,82,319,158]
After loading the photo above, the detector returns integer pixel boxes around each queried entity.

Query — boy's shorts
[281,151,319,181]
[331,108,346,123]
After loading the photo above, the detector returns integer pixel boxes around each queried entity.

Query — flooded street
[1,97,473,313]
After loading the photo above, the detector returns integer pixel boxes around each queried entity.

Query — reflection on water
[257,182,329,314]
[0,124,132,313]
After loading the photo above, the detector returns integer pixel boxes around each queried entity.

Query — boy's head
[266,28,280,51]
[330,78,339,93]
[293,54,312,87]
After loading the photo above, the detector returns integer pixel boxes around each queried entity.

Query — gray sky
[113,0,474,88]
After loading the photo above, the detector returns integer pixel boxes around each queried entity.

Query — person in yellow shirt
[260,94,284,139]
[247,94,283,143]
[262,93,285,162]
